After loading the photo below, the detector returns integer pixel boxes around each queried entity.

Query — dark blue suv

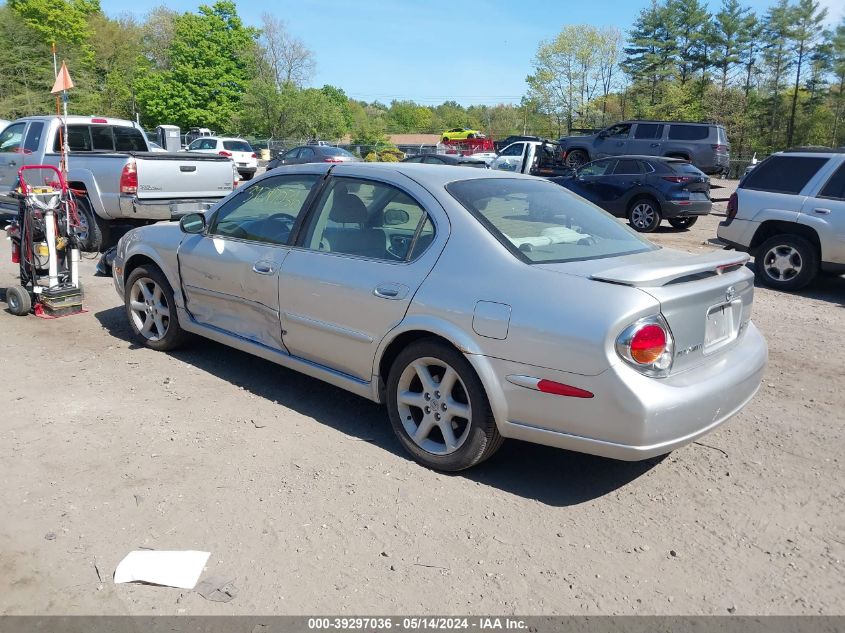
[551,156,712,232]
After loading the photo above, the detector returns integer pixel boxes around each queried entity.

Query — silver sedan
[112,163,767,471]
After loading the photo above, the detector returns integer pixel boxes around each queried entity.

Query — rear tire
[6,285,31,316]
[628,197,662,232]
[565,149,589,168]
[754,234,818,291]
[124,265,190,351]
[74,196,110,253]
[386,339,503,471]
[241,172,254,181]
[668,216,698,230]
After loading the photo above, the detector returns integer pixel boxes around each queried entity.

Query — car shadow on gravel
[95,305,659,506]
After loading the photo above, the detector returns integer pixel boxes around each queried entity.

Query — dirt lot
[0,205,843,616]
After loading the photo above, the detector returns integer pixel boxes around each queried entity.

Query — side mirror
[180,213,206,234]
[384,208,410,226]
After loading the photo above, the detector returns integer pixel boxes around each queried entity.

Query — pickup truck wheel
[125,266,190,351]
[386,339,503,471]
[74,197,110,253]
[755,234,818,291]
[628,198,662,232]
[668,217,698,230]
[565,149,588,168]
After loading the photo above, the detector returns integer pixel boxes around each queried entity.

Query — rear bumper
[237,166,257,175]
[480,322,767,461]
[717,217,757,251]
[117,196,219,221]
[661,199,712,217]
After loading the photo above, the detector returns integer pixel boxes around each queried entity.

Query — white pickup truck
[0,115,237,251]
[718,149,845,291]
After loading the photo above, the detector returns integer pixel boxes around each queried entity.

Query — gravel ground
[0,205,843,616]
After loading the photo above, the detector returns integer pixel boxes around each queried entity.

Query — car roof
[200,136,250,143]
[13,114,137,126]
[778,146,845,154]
[592,154,687,162]
[623,120,718,127]
[330,161,536,187]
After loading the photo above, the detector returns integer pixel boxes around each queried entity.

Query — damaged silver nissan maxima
[112,163,767,471]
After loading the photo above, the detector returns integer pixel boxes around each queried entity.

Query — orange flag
[51,61,74,94]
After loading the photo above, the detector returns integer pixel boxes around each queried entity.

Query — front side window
[447,178,655,264]
[283,148,301,160]
[209,174,319,245]
[300,177,434,261]
[741,155,828,195]
[0,123,25,152]
[423,156,446,164]
[188,140,203,151]
[299,147,316,160]
[579,159,615,177]
[604,123,631,138]
[23,122,44,152]
[500,143,524,157]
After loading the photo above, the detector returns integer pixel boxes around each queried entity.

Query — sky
[100,0,845,107]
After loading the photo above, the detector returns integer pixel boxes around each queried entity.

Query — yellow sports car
[441,128,485,142]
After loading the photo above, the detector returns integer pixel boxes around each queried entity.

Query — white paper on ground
[113,550,210,589]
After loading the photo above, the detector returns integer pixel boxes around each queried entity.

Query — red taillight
[251,153,258,158]
[537,380,594,399]
[630,324,667,365]
[91,118,108,124]
[219,150,232,157]
[120,161,137,194]
[323,157,343,163]
[662,176,693,183]
[726,192,738,220]
[712,144,728,152]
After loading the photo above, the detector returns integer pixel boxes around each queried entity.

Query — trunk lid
[538,249,755,373]
[133,152,235,199]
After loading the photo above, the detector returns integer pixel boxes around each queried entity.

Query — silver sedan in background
[112,163,767,471]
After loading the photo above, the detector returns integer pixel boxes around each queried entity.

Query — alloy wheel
[763,245,802,282]
[630,203,656,230]
[396,357,472,455]
[75,211,90,243]
[129,277,171,341]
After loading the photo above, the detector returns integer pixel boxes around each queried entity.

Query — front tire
[565,149,588,168]
[668,216,698,230]
[124,266,190,351]
[628,198,662,232]
[386,339,503,471]
[6,285,31,316]
[754,234,818,291]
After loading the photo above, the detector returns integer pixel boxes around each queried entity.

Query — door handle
[252,261,275,275]
[8,161,16,167]
[813,208,831,215]
[650,143,660,147]
[374,283,408,300]
[632,181,642,186]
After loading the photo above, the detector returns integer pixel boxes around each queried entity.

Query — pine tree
[622,0,677,106]
[786,0,828,146]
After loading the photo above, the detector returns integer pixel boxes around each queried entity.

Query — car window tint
[0,123,25,153]
[448,178,655,264]
[667,125,709,141]
[819,163,845,200]
[423,156,445,164]
[209,174,319,245]
[633,123,662,140]
[114,127,147,151]
[91,126,115,151]
[223,140,252,152]
[605,124,631,138]
[60,125,93,152]
[741,156,829,194]
[284,148,300,159]
[500,143,524,157]
[614,159,643,175]
[23,122,44,152]
[301,177,432,261]
[404,156,424,163]
[188,140,202,150]
[300,147,315,159]
[323,147,354,157]
[673,162,705,175]
[201,139,218,150]
[579,159,615,176]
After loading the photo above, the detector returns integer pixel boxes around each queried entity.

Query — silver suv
[558,120,730,175]
[717,149,845,291]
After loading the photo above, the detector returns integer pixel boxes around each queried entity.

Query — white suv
[718,150,845,291]
[186,136,258,180]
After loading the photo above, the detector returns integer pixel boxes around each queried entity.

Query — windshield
[223,140,253,152]
[323,147,355,157]
[447,178,656,264]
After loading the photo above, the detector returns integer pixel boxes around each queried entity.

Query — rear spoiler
[590,251,749,287]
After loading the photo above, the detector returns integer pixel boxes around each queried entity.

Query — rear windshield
[323,147,355,157]
[672,162,705,175]
[667,125,710,141]
[447,178,656,264]
[741,155,829,194]
[223,140,252,152]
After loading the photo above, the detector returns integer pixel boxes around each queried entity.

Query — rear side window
[667,125,710,141]
[819,163,845,200]
[741,156,829,194]
[633,123,663,140]
[23,122,44,152]
[59,125,93,152]
[614,159,643,175]
[114,127,147,151]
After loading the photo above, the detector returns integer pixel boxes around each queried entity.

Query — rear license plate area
[690,192,709,200]
[704,300,742,353]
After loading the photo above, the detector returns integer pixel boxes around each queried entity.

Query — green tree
[623,1,677,106]
[7,0,100,46]
[135,1,257,130]
[666,0,711,84]
[786,0,828,146]
[711,0,753,92]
